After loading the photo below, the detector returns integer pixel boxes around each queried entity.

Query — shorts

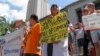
[68,33,73,43]
[90,30,100,43]
[77,38,84,47]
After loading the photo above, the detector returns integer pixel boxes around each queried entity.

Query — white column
[26,0,50,20]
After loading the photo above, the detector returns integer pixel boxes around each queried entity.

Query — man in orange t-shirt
[24,14,41,56]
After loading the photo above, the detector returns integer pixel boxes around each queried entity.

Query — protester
[82,7,90,56]
[87,3,100,56]
[41,4,69,56]
[68,23,75,56]
[75,23,84,56]
[46,4,59,56]
[14,19,25,56]
[24,14,41,56]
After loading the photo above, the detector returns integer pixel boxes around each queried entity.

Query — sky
[0,0,78,22]
[49,0,78,9]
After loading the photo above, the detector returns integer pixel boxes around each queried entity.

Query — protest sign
[0,28,24,56]
[82,13,100,30]
[40,12,68,43]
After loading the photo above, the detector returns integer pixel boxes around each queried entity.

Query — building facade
[62,0,100,25]
[26,0,50,21]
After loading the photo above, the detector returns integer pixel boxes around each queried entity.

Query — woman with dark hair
[24,14,41,56]
[47,4,59,56]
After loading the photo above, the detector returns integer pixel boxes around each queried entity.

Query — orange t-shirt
[24,23,41,55]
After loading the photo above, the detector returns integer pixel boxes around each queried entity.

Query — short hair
[87,2,95,7]
[50,4,58,10]
[87,2,95,5]
[30,14,39,23]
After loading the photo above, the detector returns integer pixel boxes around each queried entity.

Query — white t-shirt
[76,28,84,39]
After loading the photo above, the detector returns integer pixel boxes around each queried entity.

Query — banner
[82,13,100,30]
[0,28,24,56]
[40,12,68,43]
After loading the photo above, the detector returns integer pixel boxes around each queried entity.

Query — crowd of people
[68,3,100,56]
[9,2,100,56]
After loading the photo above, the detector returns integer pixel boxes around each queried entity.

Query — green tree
[0,16,16,36]
[0,16,25,36]
[0,16,7,36]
